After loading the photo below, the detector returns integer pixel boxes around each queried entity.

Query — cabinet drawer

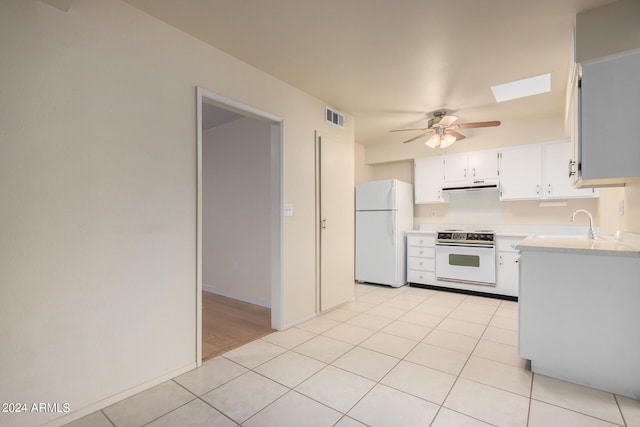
[407,234,435,247]
[408,270,436,284]
[497,236,526,252]
[407,246,435,258]
[407,257,435,271]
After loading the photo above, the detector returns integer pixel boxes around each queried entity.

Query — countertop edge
[516,239,640,258]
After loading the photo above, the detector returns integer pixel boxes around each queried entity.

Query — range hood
[442,179,499,192]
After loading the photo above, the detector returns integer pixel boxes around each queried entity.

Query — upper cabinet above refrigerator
[571,1,640,188]
[572,49,640,187]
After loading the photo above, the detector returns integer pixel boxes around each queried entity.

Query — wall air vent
[325,106,345,129]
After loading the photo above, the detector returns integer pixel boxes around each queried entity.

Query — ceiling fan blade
[446,130,466,141]
[401,130,434,144]
[438,115,459,127]
[389,127,430,133]
[453,120,501,129]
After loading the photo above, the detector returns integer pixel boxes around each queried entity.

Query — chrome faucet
[572,209,597,240]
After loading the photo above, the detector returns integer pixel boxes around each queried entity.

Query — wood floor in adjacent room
[202,291,274,361]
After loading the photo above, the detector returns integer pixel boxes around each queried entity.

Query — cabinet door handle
[499,255,503,267]
[536,185,541,195]
[548,184,552,194]
[464,168,467,178]
[322,219,327,229]
[473,168,476,177]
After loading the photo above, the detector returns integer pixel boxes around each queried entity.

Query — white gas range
[435,229,496,287]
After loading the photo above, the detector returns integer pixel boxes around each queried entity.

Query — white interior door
[318,133,354,312]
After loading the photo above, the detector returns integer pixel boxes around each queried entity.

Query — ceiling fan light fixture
[426,132,456,149]
[440,133,457,148]
[426,134,441,148]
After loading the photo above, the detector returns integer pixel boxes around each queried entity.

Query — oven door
[435,243,496,286]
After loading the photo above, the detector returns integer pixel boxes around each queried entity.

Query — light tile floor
[68,284,640,427]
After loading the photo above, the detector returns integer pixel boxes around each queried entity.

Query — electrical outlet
[431,210,437,217]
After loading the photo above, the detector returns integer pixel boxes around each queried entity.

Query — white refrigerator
[355,179,414,287]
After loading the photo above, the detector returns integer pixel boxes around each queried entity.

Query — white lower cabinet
[406,233,436,284]
[496,236,524,297]
[518,246,640,398]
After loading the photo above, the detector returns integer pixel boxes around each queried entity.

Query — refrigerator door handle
[391,211,396,243]
[389,180,396,210]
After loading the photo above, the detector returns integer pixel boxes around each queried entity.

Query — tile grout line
[613,394,629,427]
[529,396,628,426]
[217,287,525,426]
[264,286,438,425]
[424,293,482,425]
[99,409,117,427]
[222,287,524,426]
[526,362,535,426]
[429,296,525,426]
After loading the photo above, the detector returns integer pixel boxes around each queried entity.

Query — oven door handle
[436,242,495,249]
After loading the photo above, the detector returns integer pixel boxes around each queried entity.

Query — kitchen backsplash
[413,189,600,228]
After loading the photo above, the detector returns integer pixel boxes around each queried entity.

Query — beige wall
[576,0,640,63]
[0,1,353,425]
[622,181,640,233]
[354,143,373,183]
[202,118,271,306]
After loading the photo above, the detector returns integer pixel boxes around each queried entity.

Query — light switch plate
[283,204,294,217]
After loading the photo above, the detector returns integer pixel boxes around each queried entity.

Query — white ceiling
[123,0,614,145]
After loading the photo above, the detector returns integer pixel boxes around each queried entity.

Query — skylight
[491,73,551,102]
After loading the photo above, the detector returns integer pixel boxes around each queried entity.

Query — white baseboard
[202,284,271,308]
[281,312,316,330]
[44,362,197,427]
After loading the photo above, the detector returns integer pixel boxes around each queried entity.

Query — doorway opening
[196,87,283,365]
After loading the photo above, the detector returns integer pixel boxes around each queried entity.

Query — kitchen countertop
[409,224,640,256]
[517,235,640,257]
[406,229,530,238]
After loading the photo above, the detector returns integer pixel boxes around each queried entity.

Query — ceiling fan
[390,111,501,148]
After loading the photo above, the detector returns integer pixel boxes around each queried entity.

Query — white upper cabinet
[499,140,599,201]
[575,50,640,187]
[498,144,543,200]
[544,140,597,199]
[414,156,447,204]
[443,152,468,184]
[443,149,499,184]
[468,149,500,181]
